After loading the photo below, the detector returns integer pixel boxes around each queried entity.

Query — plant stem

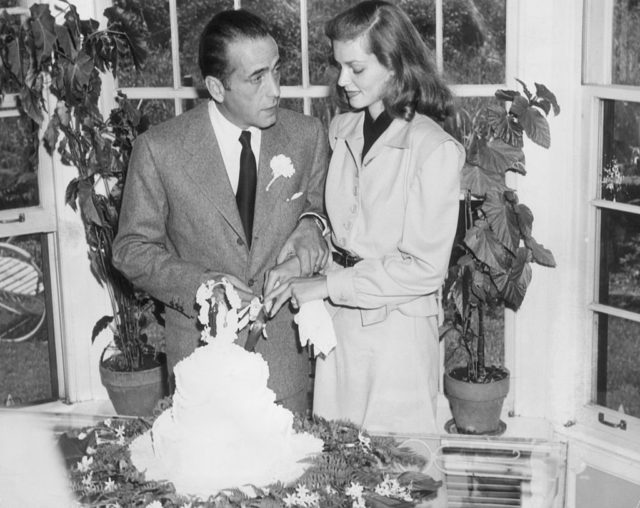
[477,304,486,377]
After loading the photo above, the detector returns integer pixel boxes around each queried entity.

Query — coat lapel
[180,103,245,240]
[335,113,364,172]
[253,118,291,239]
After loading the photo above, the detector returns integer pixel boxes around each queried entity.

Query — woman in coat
[265,0,464,435]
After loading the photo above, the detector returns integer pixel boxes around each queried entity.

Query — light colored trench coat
[314,110,464,434]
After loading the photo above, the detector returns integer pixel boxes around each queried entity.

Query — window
[584,0,640,434]
[0,1,62,405]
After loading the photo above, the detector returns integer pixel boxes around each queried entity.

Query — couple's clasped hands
[212,216,330,316]
[263,216,330,317]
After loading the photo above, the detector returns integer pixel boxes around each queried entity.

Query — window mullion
[435,0,443,74]
[300,0,311,115]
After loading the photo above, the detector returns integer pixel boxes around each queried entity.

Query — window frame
[0,3,65,402]
[580,23,640,440]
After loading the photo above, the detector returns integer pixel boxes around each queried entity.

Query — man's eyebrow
[248,58,281,78]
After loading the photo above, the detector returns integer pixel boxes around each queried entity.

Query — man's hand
[276,216,330,276]
[205,272,255,306]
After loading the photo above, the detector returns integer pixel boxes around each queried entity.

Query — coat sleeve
[326,139,464,309]
[299,117,329,220]
[112,134,211,317]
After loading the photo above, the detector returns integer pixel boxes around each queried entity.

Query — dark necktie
[237,130,257,247]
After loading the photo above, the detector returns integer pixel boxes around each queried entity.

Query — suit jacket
[112,103,328,412]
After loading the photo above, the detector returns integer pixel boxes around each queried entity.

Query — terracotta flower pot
[443,368,510,434]
[100,355,168,417]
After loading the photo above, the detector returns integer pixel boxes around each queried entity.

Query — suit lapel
[181,103,245,240]
[253,118,290,239]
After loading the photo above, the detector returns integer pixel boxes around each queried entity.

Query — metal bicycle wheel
[0,242,46,343]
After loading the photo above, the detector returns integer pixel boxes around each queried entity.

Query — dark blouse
[362,109,393,160]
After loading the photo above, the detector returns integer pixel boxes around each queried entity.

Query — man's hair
[198,9,272,86]
[325,0,453,122]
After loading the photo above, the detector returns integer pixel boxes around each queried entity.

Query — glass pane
[595,313,640,418]
[613,0,640,86]
[0,114,39,210]
[279,98,303,114]
[597,209,640,313]
[311,97,340,132]
[444,0,506,84]
[118,0,172,87]
[136,99,175,127]
[243,0,301,86]
[0,233,56,405]
[178,0,234,90]
[600,100,640,203]
[309,0,436,87]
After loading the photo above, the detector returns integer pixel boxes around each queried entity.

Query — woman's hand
[264,275,329,317]
[264,256,301,296]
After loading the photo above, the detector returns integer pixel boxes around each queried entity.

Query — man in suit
[112,9,329,413]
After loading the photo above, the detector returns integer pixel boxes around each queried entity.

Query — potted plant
[0,2,167,415]
[440,80,560,434]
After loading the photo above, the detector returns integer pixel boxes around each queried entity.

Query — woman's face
[332,35,393,118]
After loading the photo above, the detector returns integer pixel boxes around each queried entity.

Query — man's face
[217,36,281,129]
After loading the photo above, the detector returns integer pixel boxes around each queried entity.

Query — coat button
[237,238,244,246]
[248,278,255,287]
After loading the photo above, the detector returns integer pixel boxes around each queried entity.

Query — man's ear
[205,76,225,102]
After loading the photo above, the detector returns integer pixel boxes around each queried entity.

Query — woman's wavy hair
[325,1,453,122]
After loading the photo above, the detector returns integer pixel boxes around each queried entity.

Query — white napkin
[294,300,337,357]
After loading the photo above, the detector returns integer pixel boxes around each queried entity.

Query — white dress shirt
[207,100,261,194]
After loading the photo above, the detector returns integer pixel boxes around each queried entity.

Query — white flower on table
[266,154,295,191]
[374,475,412,502]
[283,485,320,507]
[77,455,93,473]
[345,482,366,508]
[104,477,116,492]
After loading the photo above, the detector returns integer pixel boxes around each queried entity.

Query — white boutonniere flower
[266,154,295,191]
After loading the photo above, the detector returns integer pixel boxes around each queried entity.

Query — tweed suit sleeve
[112,134,210,317]
[299,117,329,220]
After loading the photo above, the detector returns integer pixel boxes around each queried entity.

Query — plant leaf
[103,5,149,70]
[525,236,557,267]
[482,191,521,254]
[494,89,519,102]
[516,78,532,100]
[483,138,524,174]
[464,219,510,272]
[28,4,57,66]
[519,105,551,148]
[514,203,534,238]
[487,104,523,148]
[92,315,113,343]
[460,161,507,197]
[534,82,561,116]
[497,247,532,310]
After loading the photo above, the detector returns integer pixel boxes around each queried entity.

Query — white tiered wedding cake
[129,279,323,498]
